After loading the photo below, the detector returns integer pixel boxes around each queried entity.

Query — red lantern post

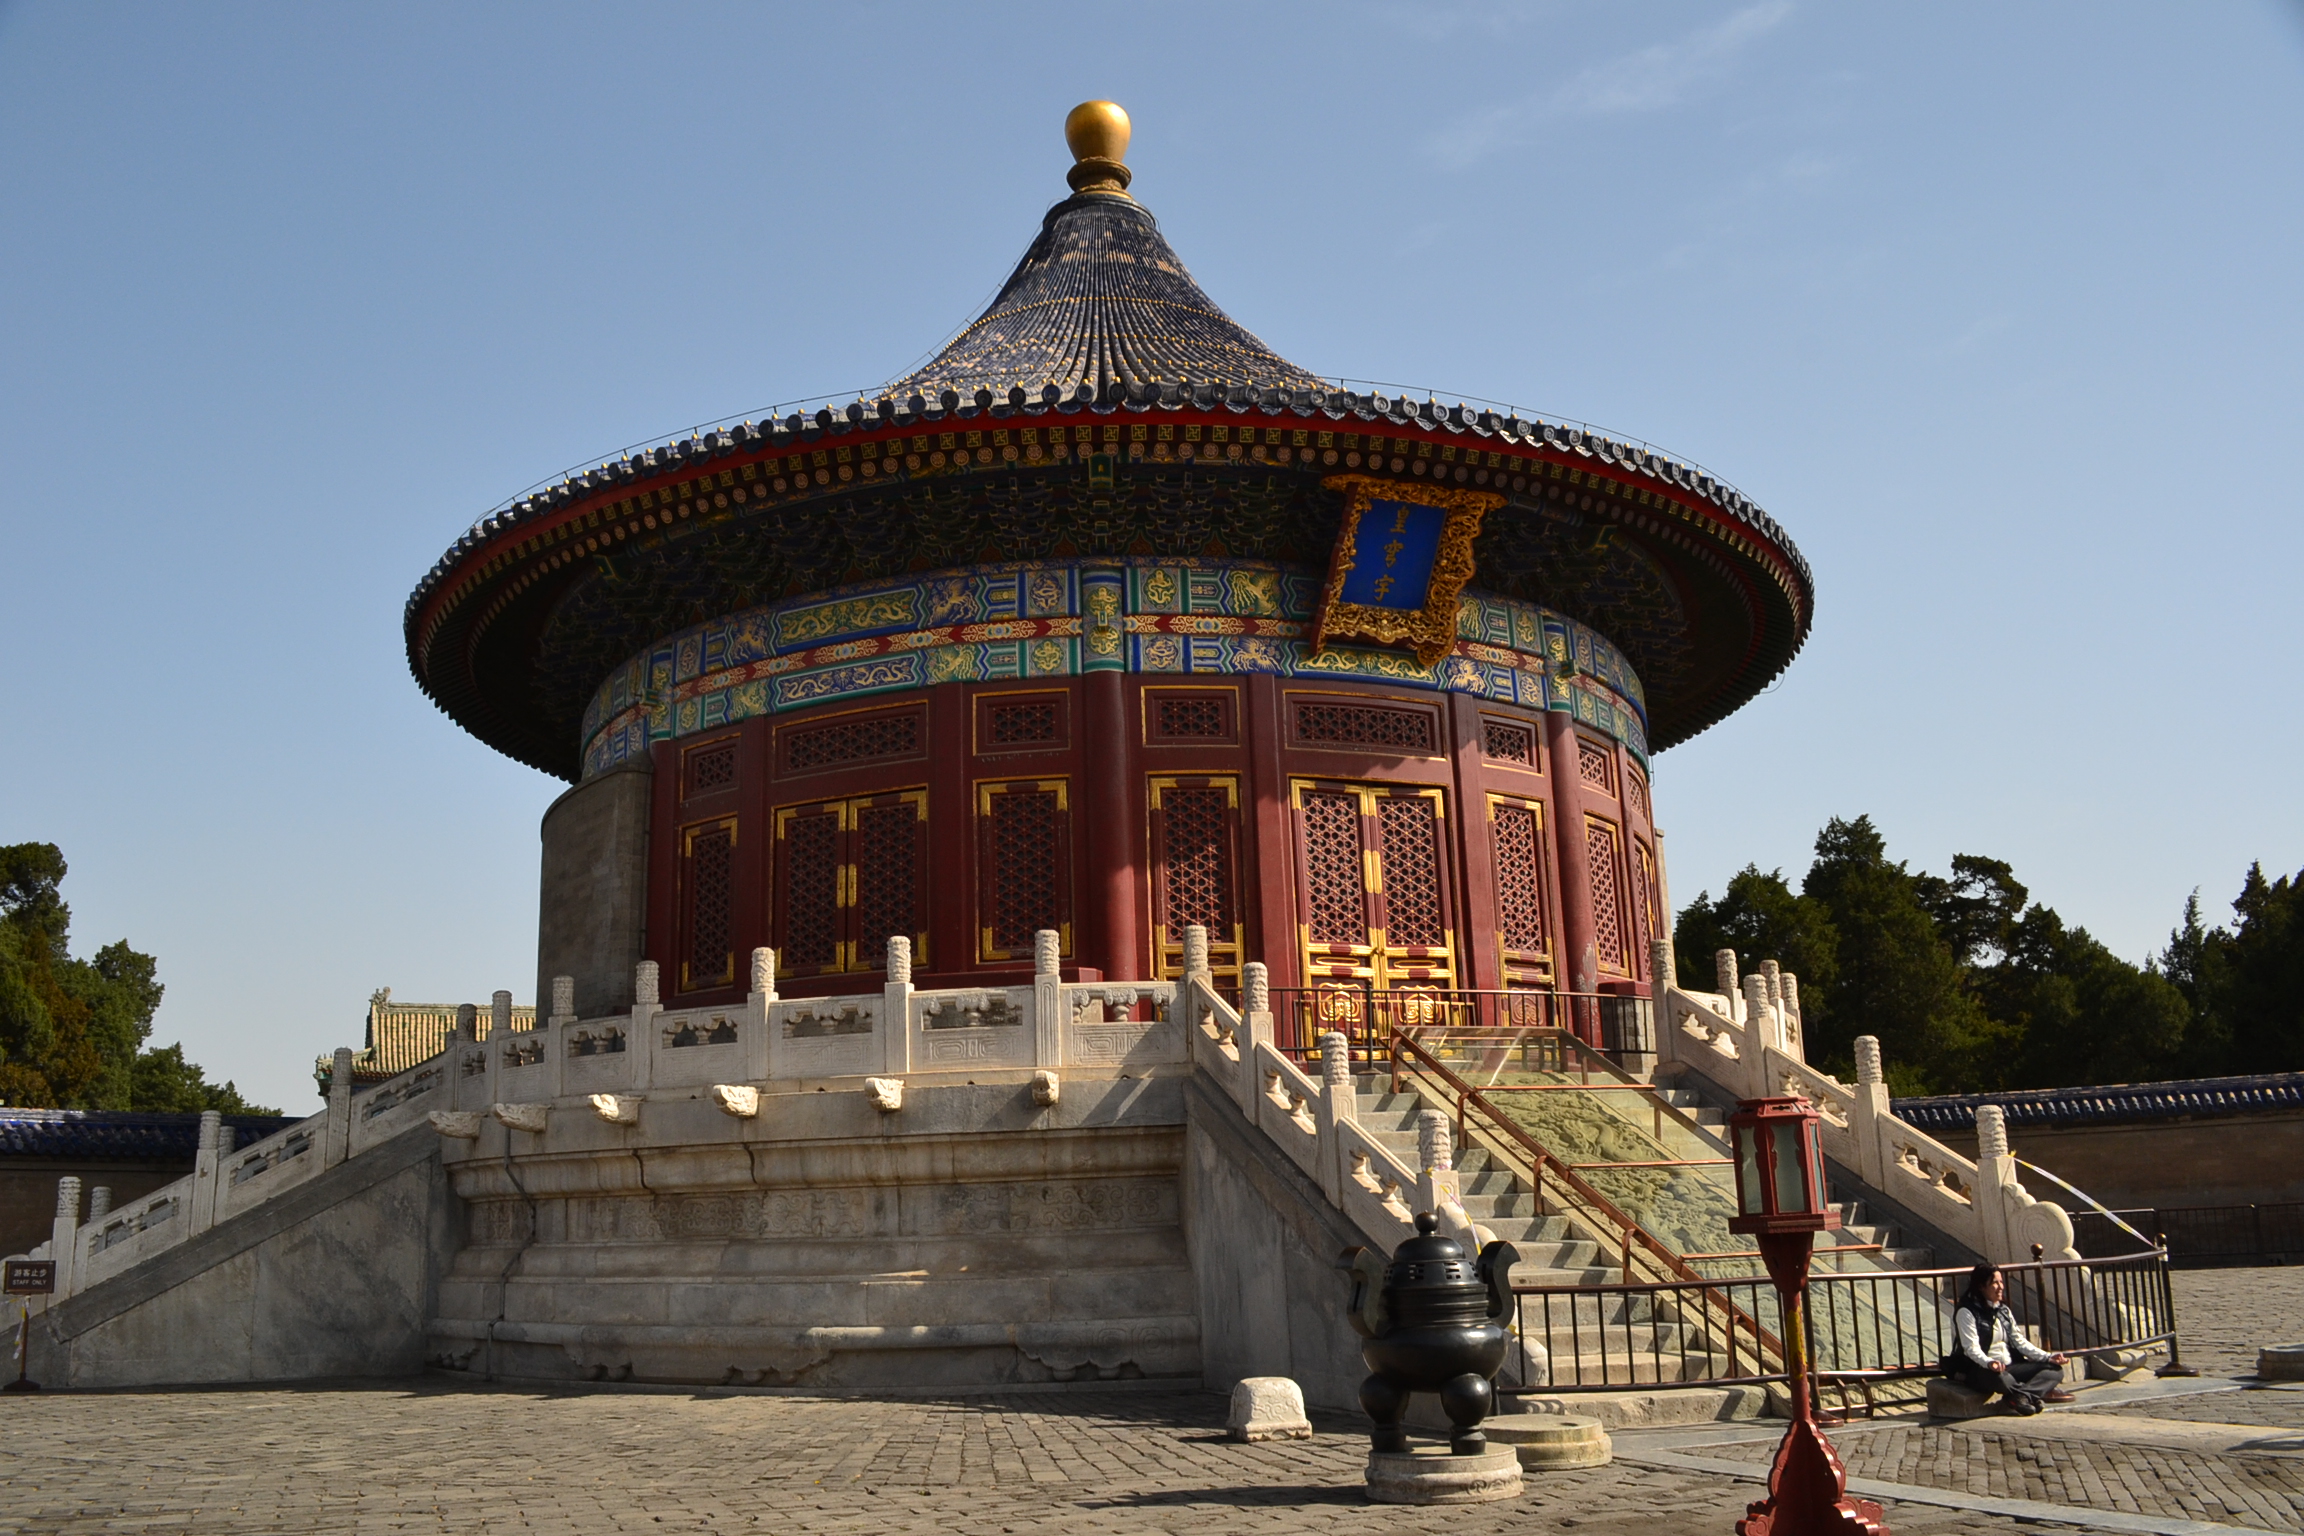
[1725,1096,1886,1536]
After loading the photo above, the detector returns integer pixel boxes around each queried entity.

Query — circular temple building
[407,103,1812,1044]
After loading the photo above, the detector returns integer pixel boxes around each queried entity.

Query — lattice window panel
[777,808,843,972]
[984,699,1061,747]
[683,740,738,799]
[679,819,737,992]
[851,799,923,970]
[1377,795,1447,949]
[1292,699,1437,753]
[1490,801,1548,956]
[782,711,922,773]
[1299,790,1369,948]
[1576,736,1615,795]
[1158,787,1235,935]
[1586,817,1629,976]
[980,782,1069,960]
[1154,695,1229,740]
[1482,718,1537,766]
[1625,767,1651,822]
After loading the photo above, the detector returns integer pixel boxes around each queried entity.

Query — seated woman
[1948,1261,2074,1414]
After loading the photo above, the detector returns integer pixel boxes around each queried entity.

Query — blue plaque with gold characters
[1312,475,1503,666]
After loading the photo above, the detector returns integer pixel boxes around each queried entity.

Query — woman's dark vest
[1941,1296,2004,1377]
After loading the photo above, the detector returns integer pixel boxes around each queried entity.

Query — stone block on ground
[1483,1413,1612,1470]
[1514,1386,1767,1429]
[1364,1444,1523,1505]
[1225,1376,1311,1441]
[1926,1376,1992,1419]
[2257,1342,2304,1380]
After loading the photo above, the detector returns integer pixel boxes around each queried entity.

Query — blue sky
[3,3,2299,1111]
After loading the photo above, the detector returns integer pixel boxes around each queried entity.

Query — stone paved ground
[2104,1386,2304,1429]
[2170,1265,2304,1377]
[0,1266,2295,1535]
[0,1382,2119,1536]
[1696,1420,2304,1531]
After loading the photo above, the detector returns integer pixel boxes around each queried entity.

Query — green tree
[2160,864,2304,1077]
[1673,864,1840,1033]
[1798,816,2002,1094]
[1983,908,2191,1086]
[129,1042,273,1115]
[0,842,276,1114]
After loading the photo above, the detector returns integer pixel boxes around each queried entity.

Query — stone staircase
[1352,1087,1753,1388]
[1353,1089,1614,1284]
[1644,1075,1937,1271]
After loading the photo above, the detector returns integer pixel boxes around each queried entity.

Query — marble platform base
[1484,1414,1612,1469]
[1365,1445,1524,1505]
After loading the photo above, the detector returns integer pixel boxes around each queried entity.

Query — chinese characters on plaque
[1311,475,1502,667]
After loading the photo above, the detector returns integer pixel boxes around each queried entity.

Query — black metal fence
[2072,1204,2304,1266]
[1504,1246,2184,1399]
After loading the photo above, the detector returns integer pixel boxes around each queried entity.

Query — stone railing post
[1851,1035,1890,1186]
[1239,972,1277,1117]
[324,1047,355,1168]
[491,990,513,1041]
[1741,974,1777,1094]
[189,1109,224,1233]
[1030,929,1062,1071]
[1974,1103,2015,1260]
[1182,924,1211,985]
[886,935,916,1076]
[745,947,776,1082]
[1715,949,1741,1019]
[1314,1029,1354,1202]
[455,1002,478,1044]
[549,974,576,1027]
[631,961,661,1092]
[1416,1109,1474,1245]
[51,1176,82,1296]
[87,1186,112,1221]
[1780,972,1803,1060]
[1651,937,1677,991]
[1242,959,1275,1104]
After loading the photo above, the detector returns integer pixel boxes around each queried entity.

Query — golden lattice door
[1290,779,1457,992]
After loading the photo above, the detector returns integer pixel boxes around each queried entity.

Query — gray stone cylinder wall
[536,756,652,1019]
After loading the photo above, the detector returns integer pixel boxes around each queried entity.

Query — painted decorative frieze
[578,557,1648,778]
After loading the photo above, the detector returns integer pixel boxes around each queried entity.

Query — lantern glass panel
[1737,1126,1764,1215]
[1771,1121,1807,1216]
[1806,1121,1826,1207]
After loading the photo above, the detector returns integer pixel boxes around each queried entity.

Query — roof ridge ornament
[1064,100,1132,197]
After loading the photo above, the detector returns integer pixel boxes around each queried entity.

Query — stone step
[1504,1385,1770,1429]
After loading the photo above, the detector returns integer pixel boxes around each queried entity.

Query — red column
[926,683,973,983]
[1446,694,1500,993]
[1243,673,1297,992]
[1543,712,1601,1043]
[1082,670,1140,981]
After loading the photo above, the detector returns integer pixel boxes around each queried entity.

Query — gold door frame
[1289,778,1457,994]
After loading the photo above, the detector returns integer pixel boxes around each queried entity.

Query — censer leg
[1441,1372,1493,1454]
[1360,1374,1410,1454]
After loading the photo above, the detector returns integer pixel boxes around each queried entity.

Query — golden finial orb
[1064,100,1133,196]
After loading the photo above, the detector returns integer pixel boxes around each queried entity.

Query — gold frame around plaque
[1312,474,1504,667]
